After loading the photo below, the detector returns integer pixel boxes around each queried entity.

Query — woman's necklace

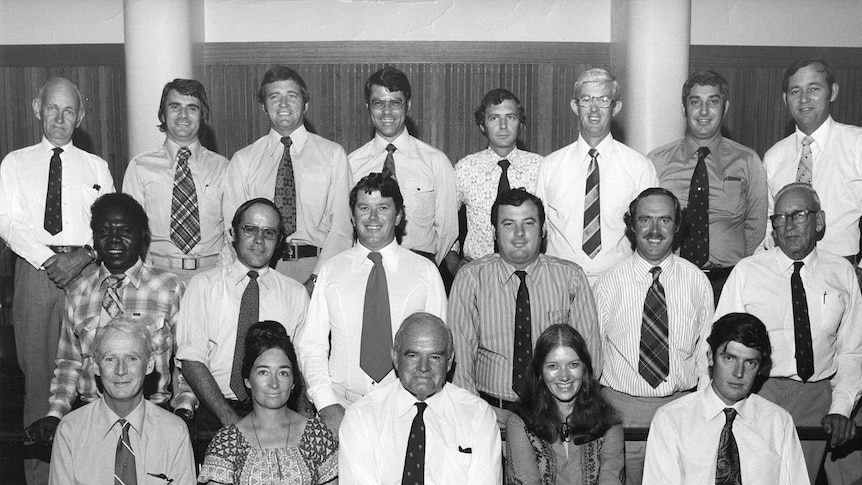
[251,412,291,480]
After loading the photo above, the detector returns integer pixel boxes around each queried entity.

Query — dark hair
[349,173,405,214]
[364,66,411,103]
[623,187,682,250]
[90,193,151,250]
[490,188,545,228]
[708,313,772,374]
[157,79,210,132]
[241,320,305,411]
[681,70,729,106]
[517,324,620,443]
[231,197,285,236]
[782,57,836,95]
[474,88,526,128]
[257,65,310,105]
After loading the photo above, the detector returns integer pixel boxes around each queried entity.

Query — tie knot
[52,147,63,156]
[515,270,527,283]
[588,148,599,160]
[368,251,383,265]
[117,418,129,430]
[281,136,292,147]
[177,146,191,159]
[386,143,397,154]
[649,266,662,281]
[723,407,737,422]
[498,159,510,171]
[696,146,710,159]
[793,261,804,274]
[415,402,428,414]
[247,270,259,281]
[105,274,124,288]
[802,136,813,147]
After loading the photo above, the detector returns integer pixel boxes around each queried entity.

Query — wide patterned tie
[44,147,63,235]
[796,136,813,184]
[715,408,742,485]
[512,270,532,394]
[791,261,814,381]
[401,402,428,485]
[383,143,398,180]
[360,252,393,382]
[681,147,711,267]
[497,159,511,196]
[101,274,125,319]
[230,270,259,401]
[639,266,669,388]
[273,136,297,236]
[582,148,601,259]
[114,418,137,485]
[170,147,201,254]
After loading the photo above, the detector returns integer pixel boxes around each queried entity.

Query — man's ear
[611,100,623,117]
[707,348,715,368]
[829,83,839,103]
[32,98,42,119]
[145,355,155,375]
[815,210,826,233]
[390,348,398,368]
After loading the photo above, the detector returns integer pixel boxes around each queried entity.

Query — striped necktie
[582,148,601,258]
[639,266,669,388]
[114,418,137,485]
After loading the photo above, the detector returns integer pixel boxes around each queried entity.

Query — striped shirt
[48,260,185,419]
[595,253,713,397]
[450,253,599,401]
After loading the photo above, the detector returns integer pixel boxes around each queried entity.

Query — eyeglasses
[769,210,814,227]
[369,99,407,111]
[238,224,279,240]
[575,95,614,108]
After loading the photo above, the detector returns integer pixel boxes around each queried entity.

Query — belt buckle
[181,257,198,270]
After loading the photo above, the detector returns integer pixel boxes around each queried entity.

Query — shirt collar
[482,146,525,175]
[164,138,202,167]
[98,259,145,290]
[351,239,401,271]
[631,252,675,280]
[394,380,446,419]
[372,130,411,155]
[98,396,146,439]
[576,133,615,163]
[268,124,309,153]
[773,246,819,275]
[795,115,833,149]
[682,134,723,160]
[229,258,271,288]
[40,136,73,153]
[702,382,751,424]
[493,253,544,286]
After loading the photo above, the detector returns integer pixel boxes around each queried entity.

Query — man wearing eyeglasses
[649,71,767,303]
[348,66,458,267]
[175,198,309,441]
[716,182,862,484]
[535,68,657,286]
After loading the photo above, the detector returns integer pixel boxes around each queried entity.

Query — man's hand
[319,403,345,435]
[44,248,91,288]
[822,413,857,447]
[444,251,472,278]
[303,274,317,297]
[174,408,195,433]
[491,406,512,432]
[28,416,61,444]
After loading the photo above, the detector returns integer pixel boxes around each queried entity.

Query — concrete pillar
[610,0,691,154]
[124,0,204,160]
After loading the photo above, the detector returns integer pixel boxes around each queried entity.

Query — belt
[49,245,83,253]
[149,253,219,271]
[479,391,520,411]
[281,243,320,261]
[702,266,734,281]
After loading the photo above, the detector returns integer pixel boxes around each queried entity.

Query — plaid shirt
[47,259,185,419]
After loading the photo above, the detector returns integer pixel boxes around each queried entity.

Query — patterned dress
[198,416,338,485]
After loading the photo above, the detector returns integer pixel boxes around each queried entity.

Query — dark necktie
[796,136,813,184]
[639,266,669,388]
[512,270,532,394]
[401,402,428,485]
[44,147,63,235]
[273,136,297,236]
[230,270,259,401]
[170,147,201,254]
[582,148,601,258]
[114,418,137,485]
[681,146,711,267]
[791,261,814,381]
[497,159,511,196]
[360,252,393,382]
[101,274,125,319]
[383,143,397,180]
[715,408,742,485]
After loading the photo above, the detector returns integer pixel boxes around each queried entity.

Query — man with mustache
[594,187,713,485]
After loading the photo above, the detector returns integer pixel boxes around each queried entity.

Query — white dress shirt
[296,240,447,410]
[535,134,658,283]
[339,380,502,485]
[715,247,862,417]
[643,383,808,485]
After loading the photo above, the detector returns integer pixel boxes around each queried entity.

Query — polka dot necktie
[383,143,397,181]
[791,261,814,381]
[114,418,137,485]
[273,136,297,237]
[796,136,813,184]
[681,146,710,268]
[639,266,669,388]
[43,147,63,235]
[401,402,428,485]
[582,149,601,259]
[230,270,259,401]
[497,159,511,196]
[170,147,201,254]
[512,270,532,395]
[715,408,742,484]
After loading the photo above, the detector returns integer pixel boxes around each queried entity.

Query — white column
[610,0,691,154]
[124,0,204,158]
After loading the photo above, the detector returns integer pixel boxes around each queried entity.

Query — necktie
[791,261,814,381]
[383,143,397,180]
[796,136,813,184]
[401,402,428,485]
[273,136,297,236]
[497,159,511,196]
[101,274,125,319]
[639,266,669,388]
[681,146,711,267]
[512,270,532,394]
[230,270,259,401]
[582,148,601,259]
[360,252,393,382]
[170,147,201,254]
[715,408,742,485]
[44,147,63,235]
[114,418,137,485]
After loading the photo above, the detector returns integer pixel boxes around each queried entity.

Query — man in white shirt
[348,66,458,266]
[644,312,808,484]
[716,182,862,483]
[339,312,502,485]
[296,173,447,434]
[0,77,114,483]
[536,68,658,285]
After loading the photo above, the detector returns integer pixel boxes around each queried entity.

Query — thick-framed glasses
[369,99,406,111]
[239,224,279,240]
[770,210,814,227]
[575,95,614,108]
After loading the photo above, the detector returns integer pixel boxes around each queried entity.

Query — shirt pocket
[712,177,746,219]
[442,448,473,482]
[819,291,846,335]
[80,183,100,207]
[403,184,436,226]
